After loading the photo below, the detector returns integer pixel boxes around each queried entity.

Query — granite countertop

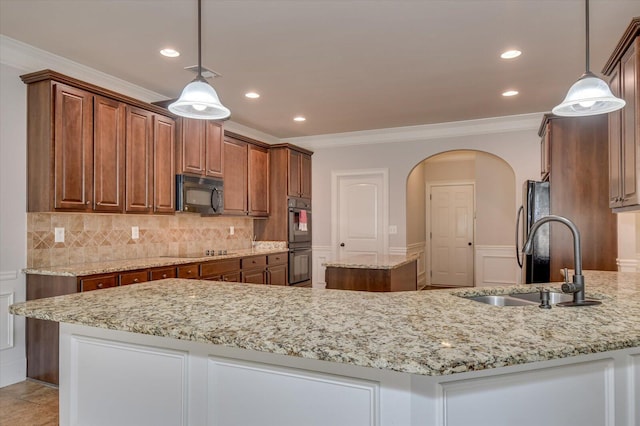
[24,247,289,277]
[323,254,418,270]
[10,270,640,376]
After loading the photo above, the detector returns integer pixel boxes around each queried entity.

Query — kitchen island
[324,254,418,291]
[9,270,640,426]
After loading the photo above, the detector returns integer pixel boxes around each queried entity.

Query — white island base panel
[60,323,639,426]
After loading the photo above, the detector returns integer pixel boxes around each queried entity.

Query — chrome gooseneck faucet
[523,215,600,306]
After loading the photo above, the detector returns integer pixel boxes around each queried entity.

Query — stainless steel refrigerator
[516,180,550,283]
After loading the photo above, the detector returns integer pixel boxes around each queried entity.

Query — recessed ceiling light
[500,50,522,59]
[245,92,260,99]
[293,116,306,122]
[502,90,519,97]
[160,48,180,58]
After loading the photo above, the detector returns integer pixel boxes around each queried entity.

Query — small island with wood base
[324,254,417,291]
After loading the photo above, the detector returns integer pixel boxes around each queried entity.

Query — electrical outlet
[389,225,398,235]
[131,226,139,240]
[229,226,235,235]
[54,227,65,243]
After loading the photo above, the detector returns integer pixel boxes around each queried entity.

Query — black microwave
[176,175,224,215]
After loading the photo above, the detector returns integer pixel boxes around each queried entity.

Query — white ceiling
[1,0,638,139]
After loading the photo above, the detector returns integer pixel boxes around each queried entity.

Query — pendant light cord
[197,0,202,79]
[585,0,590,73]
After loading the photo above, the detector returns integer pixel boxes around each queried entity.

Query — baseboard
[617,258,638,273]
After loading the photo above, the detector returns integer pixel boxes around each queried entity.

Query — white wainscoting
[0,269,26,387]
[474,245,519,287]
[406,243,426,289]
[312,245,333,288]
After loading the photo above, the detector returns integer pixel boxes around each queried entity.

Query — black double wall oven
[288,197,312,285]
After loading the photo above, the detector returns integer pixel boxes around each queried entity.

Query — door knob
[468,242,472,246]
[340,243,345,247]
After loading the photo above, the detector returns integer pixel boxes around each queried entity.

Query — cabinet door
[125,106,154,213]
[179,118,205,175]
[53,83,93,210]
[300,153,312,198]
[287,150,302,197]
[223,137,248,215]
[242,268,266,284]
[205,121,224,177]
[621,40,639,207]
[154,115,176,213]
[248,145,269,216]
[267,264,288,286]
[609,64,624,208]
[93,95,125,212]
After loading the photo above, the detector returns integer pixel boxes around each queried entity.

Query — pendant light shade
[168,0,230,120]
[552,72,626,116]
[552,0,624,117]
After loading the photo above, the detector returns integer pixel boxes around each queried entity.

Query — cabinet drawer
[200,259,241,278]
[241,255,267,269]
[204,272,241,283]
[268,253,287,266]
[177,264,200,279]
[149,267,177,281]
[80,274,117,292]
[119,270,148,286]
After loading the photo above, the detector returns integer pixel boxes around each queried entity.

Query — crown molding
[0,35,165,103]
[283,112,545,150]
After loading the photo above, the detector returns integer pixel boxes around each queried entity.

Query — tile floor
[0,380,58,425]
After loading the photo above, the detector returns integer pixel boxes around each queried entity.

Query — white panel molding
[388,246,408,256]
[440,359,615,426]
[0,270,18,281]
[631,354,640,426]
[0,291,15,350]
[475,245,518,287]
[406,242,426,288]
[312,245,332,289]
[284,113,543,150]
[617,258,638,272]
[208,357,379,426]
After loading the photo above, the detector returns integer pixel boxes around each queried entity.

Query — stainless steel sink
[467,295,535,306]
[464,291,591,307]
[510,292,573,304]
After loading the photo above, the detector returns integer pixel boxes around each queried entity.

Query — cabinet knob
[97,283,103,289]
[133,278,139,283]
[86,200,91,205]
[162,274,167,278]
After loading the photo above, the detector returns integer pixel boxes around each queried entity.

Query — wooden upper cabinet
[603,19,640,212]
[223,137,248,215]
[176,119,223,178]
[93,95,125,213]
[248,144,269,216]
[287,149,312,199]
[53,83,94,211]
[153,115,176,213]
[125,106,154,213]
[205,121,224,177]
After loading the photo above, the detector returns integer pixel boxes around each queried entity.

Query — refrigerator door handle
[515,205,524,268]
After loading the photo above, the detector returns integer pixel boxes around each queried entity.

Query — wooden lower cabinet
[177,264,199,279]
[149,266,177,281]
[119,270,148,286]
[325,260,418,292]
[201,259,241,283]
[79,274,117,292]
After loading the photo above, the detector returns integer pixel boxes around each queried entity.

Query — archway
[406,150,518,288]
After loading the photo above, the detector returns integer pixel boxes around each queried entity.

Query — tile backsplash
[27,212,256,268]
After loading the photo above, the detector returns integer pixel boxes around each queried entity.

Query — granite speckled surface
[323,254,418,269]
[10,270,640,376]
[23,246,288,277]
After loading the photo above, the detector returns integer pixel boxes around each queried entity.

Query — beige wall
[474,153,515,245]
[406,162,426,246]
[27,213,254,268]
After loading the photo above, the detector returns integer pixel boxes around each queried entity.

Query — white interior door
[430,184,474,287]
[335,171,387,262]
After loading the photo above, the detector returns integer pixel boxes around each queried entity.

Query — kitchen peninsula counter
[324,254,418,291]
[10,271,640,425]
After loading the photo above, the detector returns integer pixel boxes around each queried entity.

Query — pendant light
[552,0,625,116]
[169,0,230,120]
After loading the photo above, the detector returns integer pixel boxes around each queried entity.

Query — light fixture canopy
[168,0,230,120]
[552,0,624,117]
